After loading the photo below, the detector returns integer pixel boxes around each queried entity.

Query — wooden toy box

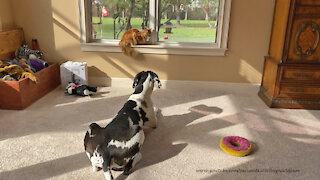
[0,28,60,110]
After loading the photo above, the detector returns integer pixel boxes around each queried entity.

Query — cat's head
[140,29,151,37]
[136,29,151,44]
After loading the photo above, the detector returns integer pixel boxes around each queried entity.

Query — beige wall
[0,0,15,29]
[10,0,275,83]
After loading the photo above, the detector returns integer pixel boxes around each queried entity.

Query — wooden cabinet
[259,0,320,109]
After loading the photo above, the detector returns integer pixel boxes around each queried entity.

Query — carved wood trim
[295,21,320,57]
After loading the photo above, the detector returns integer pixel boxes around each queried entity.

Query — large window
[79,0,232,55]
[90,0,150,40]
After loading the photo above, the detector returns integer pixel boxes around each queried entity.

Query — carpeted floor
[1,81,320,180]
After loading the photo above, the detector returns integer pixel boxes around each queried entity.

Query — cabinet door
[287,18,320,63]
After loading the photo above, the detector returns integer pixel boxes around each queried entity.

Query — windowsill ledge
[81,42,228,56]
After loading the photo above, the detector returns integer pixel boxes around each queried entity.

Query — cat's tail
[119,40,137,57]
[118,39,127,48]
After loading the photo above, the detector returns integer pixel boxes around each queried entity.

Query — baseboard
[88,77,260,89]
[88,76,112,87]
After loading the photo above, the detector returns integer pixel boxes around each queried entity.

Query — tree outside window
[90,0,220,43]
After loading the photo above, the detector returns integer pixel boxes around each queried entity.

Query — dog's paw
[123,170,130,176]
[153,107,160,113]
[154,107,162,117]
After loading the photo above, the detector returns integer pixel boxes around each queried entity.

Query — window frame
[79,0,232,56]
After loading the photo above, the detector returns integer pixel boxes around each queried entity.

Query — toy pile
[0,45,49,83]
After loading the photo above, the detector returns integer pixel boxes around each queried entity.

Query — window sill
[81,42,228,56]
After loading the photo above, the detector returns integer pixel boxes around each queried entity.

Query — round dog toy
[220,136,252,157]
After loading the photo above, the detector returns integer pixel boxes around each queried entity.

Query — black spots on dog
[118,100,148,126]
[105,126,142,163]
[119,100,137,112]
[117,100,140,125]
[132,71,144,88]
[130,112,140,125]
[133,84,144,94]
[109,143,140,163]
[107,123,141,143]
[133,71,148,94]
[139,107,148,125]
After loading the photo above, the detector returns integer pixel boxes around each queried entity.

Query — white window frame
[79,0,232,56]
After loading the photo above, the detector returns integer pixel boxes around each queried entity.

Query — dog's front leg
[150,107,159,129]
[149,104,162,129]
[144,107,157,129]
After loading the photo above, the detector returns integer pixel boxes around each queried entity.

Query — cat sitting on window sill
[118,28,152,57]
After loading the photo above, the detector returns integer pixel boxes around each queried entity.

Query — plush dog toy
[15,45,43,60]
[65,83,98,96]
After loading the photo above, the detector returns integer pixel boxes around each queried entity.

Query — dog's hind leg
[103,169,113,180]
[102,150,114,180]
[123,152,142,175]
[132,152,142,168]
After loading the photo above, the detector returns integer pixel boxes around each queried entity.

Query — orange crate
[0,63,60,110]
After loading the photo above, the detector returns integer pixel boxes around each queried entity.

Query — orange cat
[119,28,152,56]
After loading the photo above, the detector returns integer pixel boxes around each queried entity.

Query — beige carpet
[1,81,320,180]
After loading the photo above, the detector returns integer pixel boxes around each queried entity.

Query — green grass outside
[92,17,216,43]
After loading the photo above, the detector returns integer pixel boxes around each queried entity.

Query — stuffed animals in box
[0,45,47,82]
[65,83,98,97]
[15,45,48,72]
[28,59,48,72]
[15,45,43,60]
[0,64,38,83]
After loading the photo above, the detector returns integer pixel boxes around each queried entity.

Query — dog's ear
[155,78,162,88]
[88,123,101,137]
[133,71,144,88]
[150,71,161,88]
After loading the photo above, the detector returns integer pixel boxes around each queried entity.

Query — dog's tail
[87,123,101,137]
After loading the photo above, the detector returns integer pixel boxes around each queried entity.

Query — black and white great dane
[84,71,161,180]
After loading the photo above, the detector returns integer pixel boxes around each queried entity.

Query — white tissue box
[60,61,88,88]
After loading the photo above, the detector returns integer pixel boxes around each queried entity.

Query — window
[79,0,232,56]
